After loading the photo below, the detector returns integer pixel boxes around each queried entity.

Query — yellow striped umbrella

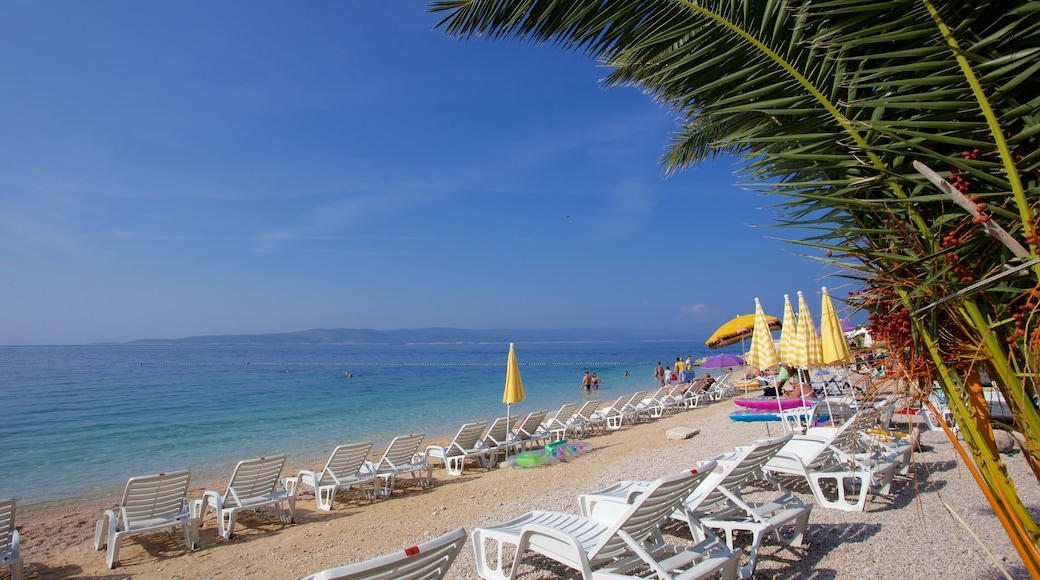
[777,294,799,365]
[820,286,850,365]
[503,343,526,425]
[793,290,824,369]
[744,298,778,371]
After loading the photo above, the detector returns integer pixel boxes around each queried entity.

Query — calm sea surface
[0,341,727,505]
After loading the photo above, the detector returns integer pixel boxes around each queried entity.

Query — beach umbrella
[792,290,824,369]
[819,286,850,365]
[503,343,526,427]
[744,298,779,371]
[701,353,746,369]
[777,294,799,365]
[706,313,780,349]
[744,297,780,402]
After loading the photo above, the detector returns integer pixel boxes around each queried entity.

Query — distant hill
[124,327,702,345]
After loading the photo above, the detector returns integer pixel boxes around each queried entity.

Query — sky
[0,2,853,345]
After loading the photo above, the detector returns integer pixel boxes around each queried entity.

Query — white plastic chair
[580,436,810,579]
[423,421,494,476]
[94,470,197,569]
[592,394,637,430]
[301,527,467,580]
[481,416,521,461]
[295,442,379,510]
[0,499,23,580]
[366,434,433,496]
[764,421,897,512]
[540,403,580,441]
[510,410,551,451]
[472,463,740,580]
[192,455,295,539]
[570,400,604,437]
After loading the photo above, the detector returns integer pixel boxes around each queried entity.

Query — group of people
[581,370,600,390]
[768,362,815,399]
[652,355,696,387]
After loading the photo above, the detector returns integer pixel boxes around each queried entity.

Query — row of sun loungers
[79,384,733,570]
[0,385,911,577]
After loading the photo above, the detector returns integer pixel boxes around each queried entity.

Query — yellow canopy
[503,343,526,405]
[820,286,850,365]
[706,313,780,348]
[744,298,779,370]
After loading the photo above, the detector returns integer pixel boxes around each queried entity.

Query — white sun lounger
[481,416,522,461]
[294,442,379,510]
[301,527,467,580]
[511,410,551,451]
[579,435,810,578]
[0,499,23,580]
[366,434,433,496]
[192,455,295,539]
[472,462,739,580]
[94,470,197,569]
[422,421,494,476]
[541,402,580,441]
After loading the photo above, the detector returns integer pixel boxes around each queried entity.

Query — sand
[10,395,1038,579]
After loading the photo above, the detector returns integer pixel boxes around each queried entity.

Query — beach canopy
[701,353,746,369]
[819,287,850,365]
[777,294,798,365]
[791,291,824,369]
[503,343,525,424]
[744,298,779,371]
[706,313,780,348]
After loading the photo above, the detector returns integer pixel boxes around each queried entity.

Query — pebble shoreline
[13,393,1038,579]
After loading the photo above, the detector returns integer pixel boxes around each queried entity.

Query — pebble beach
[11,392,1038,579]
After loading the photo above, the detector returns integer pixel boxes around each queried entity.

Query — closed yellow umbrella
[820,286,850,365]
[706,313,780,349]
[793,290,824,369]
[745,298,778,371]
[777,294,799,365]
[503,343,526,425]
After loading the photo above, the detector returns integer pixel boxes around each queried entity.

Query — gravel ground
[13,393,1039,579]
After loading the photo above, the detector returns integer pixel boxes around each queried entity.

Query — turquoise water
[0,341,726,505]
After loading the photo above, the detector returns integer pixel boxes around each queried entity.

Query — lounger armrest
[94,509,119,550]
[200,489,224,510]
[422,445,444,458]
[280,476,299,497]
[518,523,594,574]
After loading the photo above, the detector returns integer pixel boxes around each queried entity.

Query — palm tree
[430,0,1040,571]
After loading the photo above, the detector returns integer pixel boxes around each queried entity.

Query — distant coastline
[119,327,706,346]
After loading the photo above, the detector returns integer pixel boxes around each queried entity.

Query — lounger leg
[318,486,336,511]
[94,513,110,551]
[106,531,121,569]
[220,508,235,539]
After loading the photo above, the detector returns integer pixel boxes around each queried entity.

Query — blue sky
[0,2,849,345]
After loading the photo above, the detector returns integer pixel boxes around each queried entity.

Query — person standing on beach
[674,357,685,377]
[655,362,665,387]
[582,371,592,390]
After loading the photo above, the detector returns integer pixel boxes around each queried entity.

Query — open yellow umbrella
[777,294,799,365]
[744,298,779,371]
[503,343,526,425]
[820,286,850,365]
[706,313,780,349]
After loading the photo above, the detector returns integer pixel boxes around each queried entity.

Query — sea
[0,341,731,506]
